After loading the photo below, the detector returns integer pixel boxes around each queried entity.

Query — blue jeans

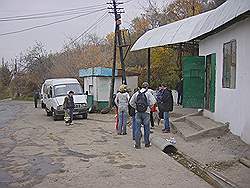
[135,112,150,146]
[118,111,128,134]
[132,115,136,140]
[163,111,170,130]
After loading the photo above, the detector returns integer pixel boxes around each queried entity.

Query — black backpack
[135,90,148,112]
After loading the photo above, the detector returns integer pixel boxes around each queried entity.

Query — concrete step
[185,116,226,130]
[172,121,200,138]
[171,115,229,141]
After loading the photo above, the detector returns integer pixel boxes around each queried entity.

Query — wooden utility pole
[109,27,117,108]
[108,0,126,108]
[108,0,126,84]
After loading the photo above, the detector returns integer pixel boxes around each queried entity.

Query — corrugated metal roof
[131,0,250,51]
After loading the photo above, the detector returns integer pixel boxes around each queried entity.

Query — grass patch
[0,88,11,100]
[13,96,34,101]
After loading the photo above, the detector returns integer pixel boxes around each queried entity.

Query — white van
[41,78,88,120]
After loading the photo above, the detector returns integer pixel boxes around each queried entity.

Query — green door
[182,56,205,108]
[210,53,216,112]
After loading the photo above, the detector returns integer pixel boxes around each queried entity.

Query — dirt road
[0,100,213,188]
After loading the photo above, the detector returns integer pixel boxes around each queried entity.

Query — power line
[69,12,110,45]
[0,9,106,22]
[123,0,135,4]
[0,4,106,20]
[0,8,107,37]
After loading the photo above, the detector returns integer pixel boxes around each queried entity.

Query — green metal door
[182,56,205,108]
[210,53,216,112]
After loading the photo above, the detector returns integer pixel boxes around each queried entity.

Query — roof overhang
[131,0,250,51]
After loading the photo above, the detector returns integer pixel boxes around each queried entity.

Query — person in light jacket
[115,85,130,135]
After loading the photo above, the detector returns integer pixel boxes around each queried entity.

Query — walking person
[33,89,40,108]
[129,82,156,149]
[156,83,174,133]
[63,91,75,126]
[176,78,183,105]
[115,85,130,135]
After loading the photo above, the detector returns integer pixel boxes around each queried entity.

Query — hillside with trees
[0,0,226,99]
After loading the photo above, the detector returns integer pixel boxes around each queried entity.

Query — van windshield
[54,83,83,97]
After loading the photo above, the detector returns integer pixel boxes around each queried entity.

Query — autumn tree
[0,59,12,99]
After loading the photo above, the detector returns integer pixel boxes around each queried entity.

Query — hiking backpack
[135,90,148,112]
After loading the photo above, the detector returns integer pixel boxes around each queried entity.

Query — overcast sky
[0,0,167,62]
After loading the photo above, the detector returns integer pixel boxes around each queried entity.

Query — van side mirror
[85,91,88,95]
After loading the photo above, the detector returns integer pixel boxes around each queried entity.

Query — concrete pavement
[0,100,211,188]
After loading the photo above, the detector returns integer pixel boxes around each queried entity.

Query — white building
[131,0,250,143]
[199,18,250,143]
[79,67,138,110]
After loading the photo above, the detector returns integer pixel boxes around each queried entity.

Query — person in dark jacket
[63,91,75,126]
[176,78,183,105]
[156,83,173,133]
[33,89,40,108]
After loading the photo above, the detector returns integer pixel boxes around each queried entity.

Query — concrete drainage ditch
[151,135,239,188]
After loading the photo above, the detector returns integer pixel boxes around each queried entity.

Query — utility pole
[109,27,117,108]
[108,0,126,85]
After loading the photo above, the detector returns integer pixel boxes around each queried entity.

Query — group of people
[114,82,173,149]
[61,81,175,149]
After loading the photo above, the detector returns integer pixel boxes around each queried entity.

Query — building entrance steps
[170,107,229,141]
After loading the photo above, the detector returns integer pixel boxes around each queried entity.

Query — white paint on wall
[84,76,138,102]
[199,18,250,144]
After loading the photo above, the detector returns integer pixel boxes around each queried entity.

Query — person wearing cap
[115,84,130,135]
[63,90,75,126]
[129,82,156,149]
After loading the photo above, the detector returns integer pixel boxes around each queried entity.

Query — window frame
[222,39,237,89]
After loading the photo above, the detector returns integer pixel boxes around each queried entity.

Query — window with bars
[222,40,237,89]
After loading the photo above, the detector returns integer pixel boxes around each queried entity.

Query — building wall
[84,77,98,99]
[84,76,139,102]
[199,18,250,144]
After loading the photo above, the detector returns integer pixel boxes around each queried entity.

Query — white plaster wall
[96,76,139,102]
[97,77,110,101]
[84,77,98,100]
[199,18,250,144]
[126,76,139,91]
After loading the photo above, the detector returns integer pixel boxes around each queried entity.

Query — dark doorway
[205,54,216,112]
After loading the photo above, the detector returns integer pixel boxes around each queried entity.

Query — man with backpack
[129,82,156,149]
[156,83,174,133]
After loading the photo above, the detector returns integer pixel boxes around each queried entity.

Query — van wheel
[41,102,46,109]
[46,110,52,116]
[82,113,88,119]
[53,110,59,121]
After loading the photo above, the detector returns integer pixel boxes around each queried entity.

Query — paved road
[0,100,212,188]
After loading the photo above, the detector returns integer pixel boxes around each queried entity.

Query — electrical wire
[69,12,110,45]
[0,9,106,22]
[0,3,106,20]
[0,8,107,36]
